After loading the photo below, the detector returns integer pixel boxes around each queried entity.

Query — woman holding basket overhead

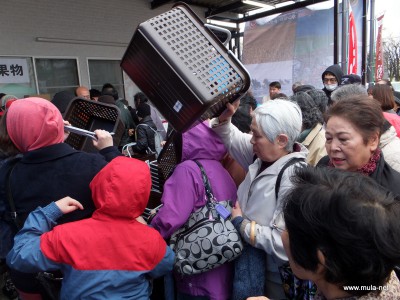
[211,99,308,299]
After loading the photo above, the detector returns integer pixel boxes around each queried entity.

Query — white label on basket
[173,100,183,112]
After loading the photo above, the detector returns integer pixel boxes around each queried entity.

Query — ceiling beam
[205,1,248,18]
[237,0,330,23]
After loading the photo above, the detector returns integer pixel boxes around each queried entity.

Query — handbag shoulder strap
[4,158,22,229]
[275,157,305,199]
[193,160,214,202]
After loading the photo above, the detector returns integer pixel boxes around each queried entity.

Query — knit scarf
[328,148,381,176]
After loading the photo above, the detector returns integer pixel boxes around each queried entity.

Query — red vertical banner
[375,14,385,81]
[348,4,357,74]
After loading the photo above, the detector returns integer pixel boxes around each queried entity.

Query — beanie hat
[7,97,64,152]
[137,103,151,118]
[341,74,362,85]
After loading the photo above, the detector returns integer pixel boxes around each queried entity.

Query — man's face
[76,88,90,100]
[323,74,337,85]
[323,73,338,91]
[269,86,280,97]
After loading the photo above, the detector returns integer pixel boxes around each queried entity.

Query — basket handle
[204,24,231,46]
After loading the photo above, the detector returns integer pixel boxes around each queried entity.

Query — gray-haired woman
[212,99,308,299]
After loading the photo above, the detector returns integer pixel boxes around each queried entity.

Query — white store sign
[0,58,30,83]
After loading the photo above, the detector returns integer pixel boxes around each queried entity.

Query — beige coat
[302,123,327,166]
[380,126,400,173]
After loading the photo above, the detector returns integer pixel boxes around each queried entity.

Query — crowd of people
[1,64,400,300]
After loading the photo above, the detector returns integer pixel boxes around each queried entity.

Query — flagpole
[368,0,375,82]
[341,0,349,73]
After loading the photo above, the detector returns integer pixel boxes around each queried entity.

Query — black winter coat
[317,153,400,197]
[6,143,121,225]
[131,116,157,154]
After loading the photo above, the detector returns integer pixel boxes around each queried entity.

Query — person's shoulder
[374,156,400,197]
[316,155,330,167]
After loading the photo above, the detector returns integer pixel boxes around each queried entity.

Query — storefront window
[88,59,124,99]
[35,58,79,99]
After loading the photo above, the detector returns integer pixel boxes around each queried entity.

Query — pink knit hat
[7,97,64,152]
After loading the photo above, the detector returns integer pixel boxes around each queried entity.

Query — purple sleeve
[151,164,203,239]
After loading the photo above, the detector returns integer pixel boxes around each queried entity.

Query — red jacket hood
[90,157,151,220]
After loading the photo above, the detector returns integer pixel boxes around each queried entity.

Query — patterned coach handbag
[170,160,243,276]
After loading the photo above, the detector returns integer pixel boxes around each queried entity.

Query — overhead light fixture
[36,37,128,47]
[242,0,274,9]
[206,19,237,28]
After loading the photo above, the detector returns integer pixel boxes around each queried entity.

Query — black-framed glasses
[323,77,337,84]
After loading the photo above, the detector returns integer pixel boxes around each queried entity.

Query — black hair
[290,92,323,129]
[101,83,118,100]
[293,84,315,94]
[102,83,115,90]
[232,107,252,133]
[283,166,400,296]
[134,92,149,106]
[240,91,257,111]
[306,89,328,114]
[136,103,151,118]
[271,92,288,100]
[269,81,281,89]
[89,88,101,99]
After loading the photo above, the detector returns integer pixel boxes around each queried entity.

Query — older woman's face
[250,117,284,162]
[325,116,378,171]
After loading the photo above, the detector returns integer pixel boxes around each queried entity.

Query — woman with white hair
[211,99,308,299]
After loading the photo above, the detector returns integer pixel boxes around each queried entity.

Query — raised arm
[7,197,83,273]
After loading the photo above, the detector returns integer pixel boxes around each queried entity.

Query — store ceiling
[150,0,331,23]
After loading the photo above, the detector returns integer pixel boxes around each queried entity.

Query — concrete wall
[0,0,206,103]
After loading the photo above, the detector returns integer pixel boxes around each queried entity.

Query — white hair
[254,99,302,152]
[331,84,368,103]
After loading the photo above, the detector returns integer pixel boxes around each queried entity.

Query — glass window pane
[35,58,79,99]
[0,57,37,99]
[88,60,124,99]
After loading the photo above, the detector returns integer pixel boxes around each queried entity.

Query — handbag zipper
[174,216,218,241]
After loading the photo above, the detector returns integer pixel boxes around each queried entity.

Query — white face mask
[324,83,338,91]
